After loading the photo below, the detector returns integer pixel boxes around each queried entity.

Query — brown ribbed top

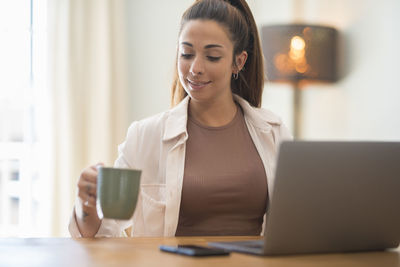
[175,105,267,236]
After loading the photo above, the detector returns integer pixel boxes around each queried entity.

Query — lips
[187,79,211,90]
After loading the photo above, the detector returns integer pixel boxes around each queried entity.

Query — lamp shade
[261,24,338,83]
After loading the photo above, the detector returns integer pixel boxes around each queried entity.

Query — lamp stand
[292,81,302,139]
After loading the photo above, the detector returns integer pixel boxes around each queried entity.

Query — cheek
[210,63,231,82]
[177,60,188,86]
[177,59,189,77]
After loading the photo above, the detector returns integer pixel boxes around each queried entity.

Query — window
[0,0,51,237]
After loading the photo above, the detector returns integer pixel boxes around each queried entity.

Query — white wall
[126,0,400,141]
[125,0,192,121]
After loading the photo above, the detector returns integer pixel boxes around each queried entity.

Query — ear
[233,51,248,74]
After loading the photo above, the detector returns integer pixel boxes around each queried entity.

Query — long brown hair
[170,0,264,107]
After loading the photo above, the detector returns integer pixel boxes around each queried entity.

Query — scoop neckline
[188,103,242,130]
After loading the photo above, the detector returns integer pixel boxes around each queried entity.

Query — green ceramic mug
[97,167,141,220]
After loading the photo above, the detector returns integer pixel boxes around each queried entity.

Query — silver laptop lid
[264,141,400,255]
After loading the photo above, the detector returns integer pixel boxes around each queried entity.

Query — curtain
[47,0,129,236]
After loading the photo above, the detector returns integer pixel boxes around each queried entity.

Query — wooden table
[0,236,399,267]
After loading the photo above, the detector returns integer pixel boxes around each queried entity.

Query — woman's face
[178,19,241,105]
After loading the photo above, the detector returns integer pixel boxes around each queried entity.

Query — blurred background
[0,0,399,237]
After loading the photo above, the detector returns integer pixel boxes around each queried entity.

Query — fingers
[77,182,97,207]
[77,191,96,207]
[91,162,104,171]
[78,180,97,196]
[81,165,99,183]
[78,164,102,207]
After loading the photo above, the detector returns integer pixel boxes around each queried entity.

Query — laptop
[209,141,400,255]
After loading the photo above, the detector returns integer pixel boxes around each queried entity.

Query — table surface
[0,236,399,267]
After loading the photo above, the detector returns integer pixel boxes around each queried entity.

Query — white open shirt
[69,94,292,237]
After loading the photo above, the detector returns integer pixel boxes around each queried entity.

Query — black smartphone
[159,244,230,257]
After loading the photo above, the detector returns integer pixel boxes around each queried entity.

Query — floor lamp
[261,24,338,139]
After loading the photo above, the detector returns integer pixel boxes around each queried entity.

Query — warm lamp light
[262,24,338,138]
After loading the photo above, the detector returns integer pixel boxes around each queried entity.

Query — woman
[69,0,292,238]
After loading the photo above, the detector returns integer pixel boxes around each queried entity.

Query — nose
[189,56,204,76]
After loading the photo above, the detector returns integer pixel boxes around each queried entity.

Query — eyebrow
[181,42,223,49]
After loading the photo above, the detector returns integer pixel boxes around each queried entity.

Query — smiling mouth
[187,79,211,89]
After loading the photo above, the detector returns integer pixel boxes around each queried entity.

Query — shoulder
[250,106,283,125]
[117,98,189,168]
[234,94,282,126]
[117,111,171,168]
[125,96,190,142]
[234,94,292,141]
[129,111,170,132]
[125,110,171,143]
[251,107,292,141]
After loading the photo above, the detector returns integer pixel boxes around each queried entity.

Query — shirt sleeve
[68,208,82,238]
[68,207,130,237]
[68,125,136,238]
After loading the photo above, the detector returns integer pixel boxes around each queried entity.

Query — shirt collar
[162,95,190,141]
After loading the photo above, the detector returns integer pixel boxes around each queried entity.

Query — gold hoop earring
[233,73,239,80]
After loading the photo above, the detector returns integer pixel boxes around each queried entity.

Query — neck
[189,95,237,127]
